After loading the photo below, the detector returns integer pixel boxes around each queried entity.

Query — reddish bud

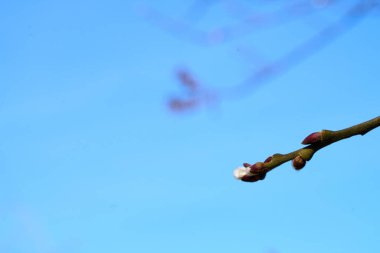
[302,132,322,145]
[258,173,266,180]
[241,175,260,182]
[241,173,266,182]
[264,156,272,163]
[249,162,265,174]
[243,163,251,168]
[292,156,306,170]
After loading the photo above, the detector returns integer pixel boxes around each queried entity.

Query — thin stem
[234,116,380,182]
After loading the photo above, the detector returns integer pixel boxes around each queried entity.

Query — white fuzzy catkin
[233,166,253,180]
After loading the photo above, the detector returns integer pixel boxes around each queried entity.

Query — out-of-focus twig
[142,0,340,45]
[140,1,379,112]
[224,0,379,98]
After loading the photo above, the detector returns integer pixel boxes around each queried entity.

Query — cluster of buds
[292,131,323,170]
[234,131,324,182]
[233,160,270,182]
[234,114,380,183]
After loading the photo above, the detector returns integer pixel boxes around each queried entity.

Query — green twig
[234,116,380,183]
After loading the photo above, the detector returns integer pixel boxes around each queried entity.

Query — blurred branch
[168,68,217,112]
[234,116,380,183]
[141,0,379,112]
[142,0,340,45]
[170,0,379,112]
[222,0,379,97]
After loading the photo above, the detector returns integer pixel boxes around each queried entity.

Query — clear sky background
[1,1,380,253]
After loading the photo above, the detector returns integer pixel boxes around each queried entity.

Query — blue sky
[1,1,380,253]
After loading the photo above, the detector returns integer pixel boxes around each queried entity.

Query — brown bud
[241,175,260,182]
[292,156,306,170]
[249,162,265,174]
[258,173,266,180]
[243,163,251,168]
[241,173,266,182]
[302,132,322,145]
[264,156,272,163]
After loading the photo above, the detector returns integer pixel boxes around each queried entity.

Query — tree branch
[234,116,380,183]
